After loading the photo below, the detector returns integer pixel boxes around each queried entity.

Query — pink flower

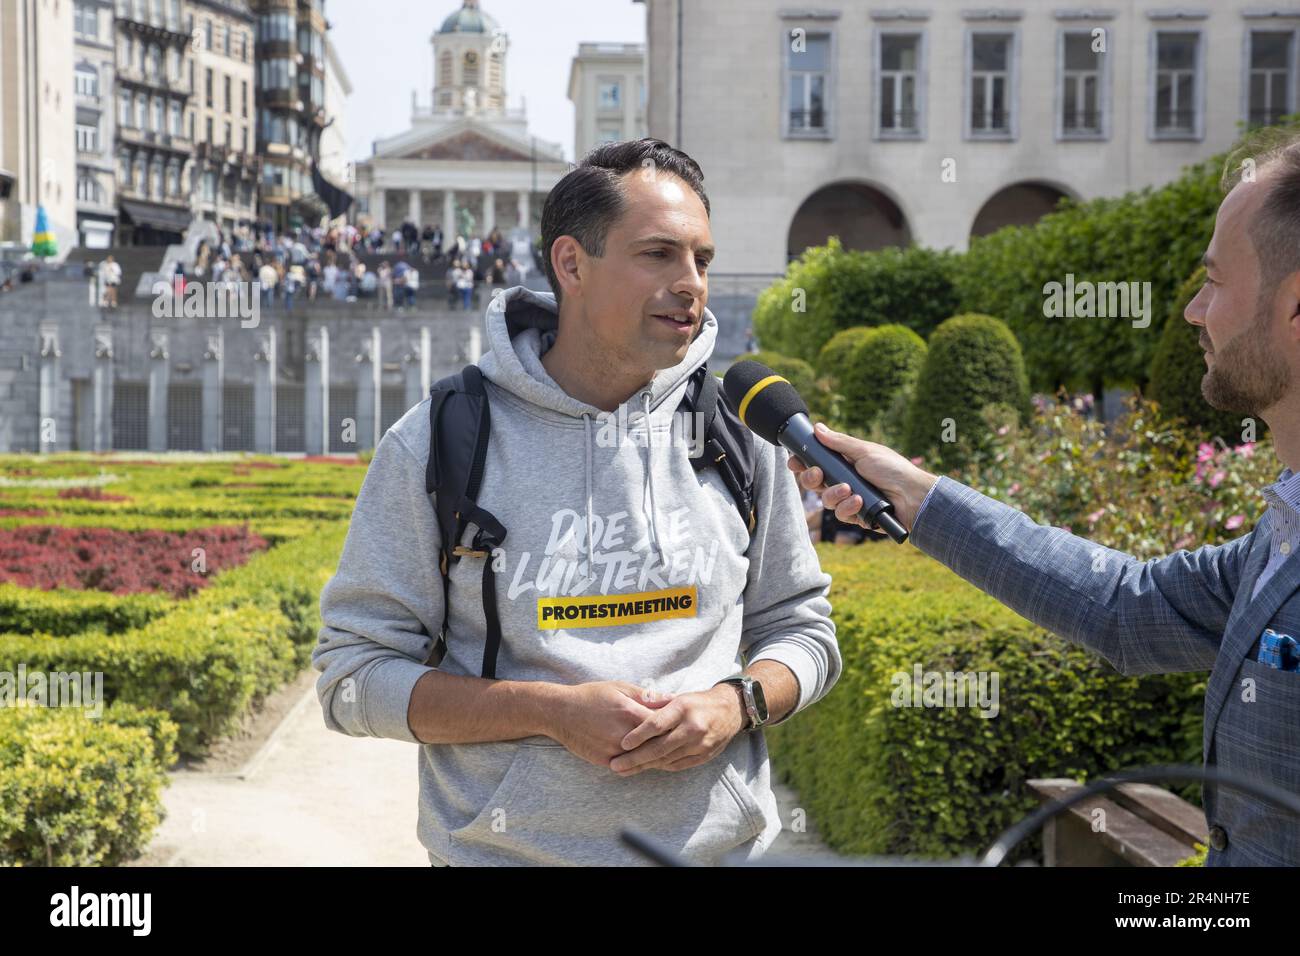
[1197,443,1216,464]
[1174,535,1195,550]
[996,425,1010,436]
[910,456,924,466]
[1234,443,1256,458]
[1209,470,1226,488]
[1086,509,1105,524]
[1008,482,1021,496]
[1225,514,1245,530]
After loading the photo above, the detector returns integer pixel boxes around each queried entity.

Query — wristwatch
[716,676,768,731]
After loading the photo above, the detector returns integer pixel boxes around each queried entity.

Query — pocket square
[1259,628,1300,672]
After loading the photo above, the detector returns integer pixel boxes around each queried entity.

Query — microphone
[723,360,909,544]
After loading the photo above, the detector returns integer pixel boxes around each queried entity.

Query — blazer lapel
[1202,512,1300,760]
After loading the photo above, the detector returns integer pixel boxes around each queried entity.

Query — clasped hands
[550,679,745,776]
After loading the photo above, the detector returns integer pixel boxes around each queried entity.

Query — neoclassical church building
[352,0,569,241]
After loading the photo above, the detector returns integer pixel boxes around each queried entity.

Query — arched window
[463,50,479,86]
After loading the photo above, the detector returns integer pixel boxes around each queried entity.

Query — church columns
[518,190,530,234]
[407,188,420,226]
[444,189,456,237]
[483,190,495,233]
[373,188,386,230]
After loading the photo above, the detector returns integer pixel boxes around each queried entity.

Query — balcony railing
[116,63,192,96]
[970,109,1010,133]
[1063,109,1103,134]
[788,108,828,132]
[879,108,920,132]
[117,126,193,153]
[1154,108,1197,133]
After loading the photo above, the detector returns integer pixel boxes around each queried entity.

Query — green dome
[438,1,498,34]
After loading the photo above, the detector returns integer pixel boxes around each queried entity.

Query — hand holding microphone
[723,361,935,543]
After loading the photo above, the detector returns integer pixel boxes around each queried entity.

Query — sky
[326,0,648,165]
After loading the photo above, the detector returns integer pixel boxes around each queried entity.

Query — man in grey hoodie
[312,138,841,866]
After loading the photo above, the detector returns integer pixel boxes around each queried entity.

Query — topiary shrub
[904,314,1031,470]
[1148,265,1262,444]
[752,238,960,365]
[819,325,926,435]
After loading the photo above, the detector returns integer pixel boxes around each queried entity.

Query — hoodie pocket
[445,736,768,866]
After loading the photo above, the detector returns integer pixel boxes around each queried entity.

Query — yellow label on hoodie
[537,586,697,629]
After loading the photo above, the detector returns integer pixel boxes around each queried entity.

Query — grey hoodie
[312,285,841,866]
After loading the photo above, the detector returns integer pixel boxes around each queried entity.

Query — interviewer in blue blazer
[790,144,1300,866]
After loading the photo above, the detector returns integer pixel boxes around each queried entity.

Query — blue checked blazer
[909,477,1300,866]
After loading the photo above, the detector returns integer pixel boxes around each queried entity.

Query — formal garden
[2,126,1287,865]
[0,454,366,864]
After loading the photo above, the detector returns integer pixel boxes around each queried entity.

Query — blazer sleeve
[908,476,1253,675]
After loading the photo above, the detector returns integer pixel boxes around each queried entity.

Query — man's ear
[551,236,584,301]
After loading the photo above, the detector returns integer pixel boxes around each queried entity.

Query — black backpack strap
[426,365,509,678]
[682,365,758,535]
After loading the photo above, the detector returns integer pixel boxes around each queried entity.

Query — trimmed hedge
[765,543,1205,862]
[753,238,959,364]
[0,524,345,755]
[0,701,177,866]
[953,155,1221,391]
[903,314,1031,470]
[0,584,173,636]
[1148,265,1261,443]
[819,324,927,435]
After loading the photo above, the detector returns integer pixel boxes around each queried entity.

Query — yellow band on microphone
[737,374,789,427]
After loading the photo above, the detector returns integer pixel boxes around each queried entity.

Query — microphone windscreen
[722,360,808,445]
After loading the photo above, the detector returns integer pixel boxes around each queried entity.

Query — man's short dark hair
[539,138,710,307]
[1223,127,1300,301]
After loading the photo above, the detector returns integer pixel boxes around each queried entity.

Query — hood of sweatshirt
[477,285,718,583]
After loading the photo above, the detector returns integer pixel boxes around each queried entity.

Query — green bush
[765,543,1205,862]
[731,350,833,425]
[752,238,959,364]
[903,314,1031,470]
[819,324,927,435]
[0,701,177,866]
[1148,265,1260,443]
[953,155,1221,391]
[0,584,174,637]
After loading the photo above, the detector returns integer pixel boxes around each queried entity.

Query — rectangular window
[786,30,832,135]
[76,123,98,152]
[1061,31,1103,136]
[206,116,214,144]
[1153,31,1201,136]
[171,100,182,136]
[74,2,97,39]
[1248,31,1294,127]
[224,74,231,113]
[597,127,620,143]
[241,80,249,117]
[119,90,132,127]
[597,80,621,111]
[205,18,213,52]
[241,125,248,153]
[206,67,214,107]
[224,121,232,146]
[224,24,232,56]
[969,32,1014,136]
[877,32,921,135]
[75,68,99,97]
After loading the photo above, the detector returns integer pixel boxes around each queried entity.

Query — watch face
[751,680,768,721]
